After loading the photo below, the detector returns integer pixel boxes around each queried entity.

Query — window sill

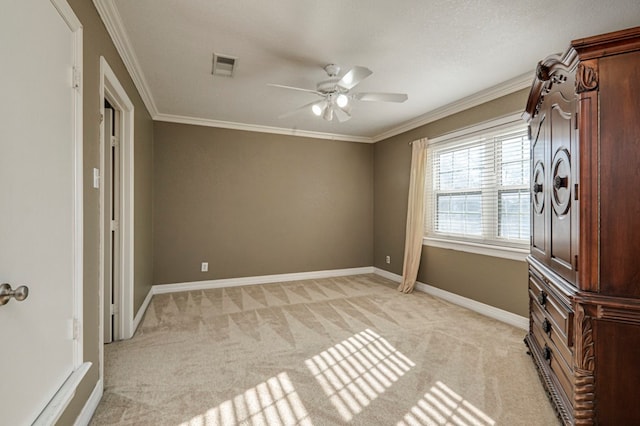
[423,237,529,262]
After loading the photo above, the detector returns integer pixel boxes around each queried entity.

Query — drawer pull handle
[542,318,552,334]
[543,345,552,362]
[538,291,547,306]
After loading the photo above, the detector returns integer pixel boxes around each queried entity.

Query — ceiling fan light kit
[336,94,349,108]
[269,63,408,122]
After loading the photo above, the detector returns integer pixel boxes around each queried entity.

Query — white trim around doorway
[98,56,135,384]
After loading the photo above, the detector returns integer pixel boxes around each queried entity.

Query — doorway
[103,99,121,344]
[99,56,135,383]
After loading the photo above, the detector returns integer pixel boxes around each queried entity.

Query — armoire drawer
[531,299,573,366]
[530,317,574,404]
[529,272,573,342]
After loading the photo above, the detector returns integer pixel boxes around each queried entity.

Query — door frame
[98,56,135,378]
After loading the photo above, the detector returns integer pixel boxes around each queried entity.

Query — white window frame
[423,113,530,261]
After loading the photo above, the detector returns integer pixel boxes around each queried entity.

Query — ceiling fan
[268,64,408,122]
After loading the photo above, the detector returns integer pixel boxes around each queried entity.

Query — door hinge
[110,219,119,231]
[575,112,579,130]
[111,136,119,148]
[574,255,579,271]
[72,67,81,90]
[574,183,579,200]
[110,303,119,315]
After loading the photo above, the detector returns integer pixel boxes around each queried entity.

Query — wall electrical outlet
[385,256,391,264]
[201,262,208,272]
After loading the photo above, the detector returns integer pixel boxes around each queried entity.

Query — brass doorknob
[0,283,29,306]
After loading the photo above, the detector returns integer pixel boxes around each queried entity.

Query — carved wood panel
[573,303,595,425]
[530,115,548,263]
[575,62,599,93]
[548,90,578,284]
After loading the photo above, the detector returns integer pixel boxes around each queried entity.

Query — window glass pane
[437,143,485,191]
[501,161,526,186]
[466,196,481,213]
[499,190,530,240]
[439,171,453,190]
[452,169,468,189]
[500,136,530,186]
[436,193,482,236]
[440,152,453,172]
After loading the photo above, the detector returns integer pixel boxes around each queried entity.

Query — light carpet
[90,274,558,425]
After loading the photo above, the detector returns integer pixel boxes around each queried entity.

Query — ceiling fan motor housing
[323,63,340,77]
[317,78,346,95]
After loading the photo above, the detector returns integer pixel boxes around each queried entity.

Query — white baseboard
[134,266,527,337]
[34,363,91,426]
[414,282,529,330]
[133,287,154,334]
[152,266,375,295]
[73,379,103,426]
[373,267,402,283]
[373,267,528,330]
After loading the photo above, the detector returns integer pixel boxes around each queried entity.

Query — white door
[0,1,83,425]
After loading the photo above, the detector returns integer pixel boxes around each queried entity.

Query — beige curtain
[398,138,428,293]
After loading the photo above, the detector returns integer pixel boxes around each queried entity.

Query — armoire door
[547,89,578,284]
[530,113,548,264]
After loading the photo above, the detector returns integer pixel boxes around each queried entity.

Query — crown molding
[371,72,533,142]
[154,113,374,143]
[92,0,532,144]
[93,0,159,117]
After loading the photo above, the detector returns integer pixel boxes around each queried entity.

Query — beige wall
[58,1,154,424]
[52,2,529,419]
[153,122,374,285]
[374,88,531,317]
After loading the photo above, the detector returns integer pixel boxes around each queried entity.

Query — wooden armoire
[523,26,640,425]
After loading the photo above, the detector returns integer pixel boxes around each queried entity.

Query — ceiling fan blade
[268,83,322,96]
[336,66,372,90]
[278,100,323,119]
[334,106,351,123]
[352,92,408,102]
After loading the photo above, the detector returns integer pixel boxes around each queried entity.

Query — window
[424,121,530,256]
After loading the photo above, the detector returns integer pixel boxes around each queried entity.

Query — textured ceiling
[98,0,640,141]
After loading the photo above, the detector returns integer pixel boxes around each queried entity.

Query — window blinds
[424,125,530,248]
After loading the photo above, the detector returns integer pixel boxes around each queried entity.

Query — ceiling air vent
[212,53,237,77]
